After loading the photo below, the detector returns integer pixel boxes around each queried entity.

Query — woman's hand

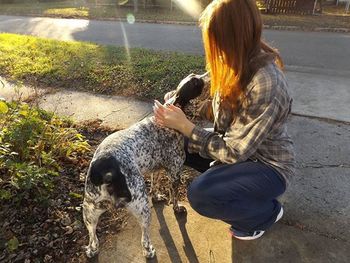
[153,100,195,137]
[164,90,176,102]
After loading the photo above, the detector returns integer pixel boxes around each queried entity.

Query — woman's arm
[187,94,280,163]
[187,68,289,164]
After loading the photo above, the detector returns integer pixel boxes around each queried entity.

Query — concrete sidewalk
[2,68,350,124]
[1,77,350,262]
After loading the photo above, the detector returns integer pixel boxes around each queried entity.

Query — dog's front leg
[150,171,167,202]
[82,198,106,258]
[170,177,187,214]
[165,165,187,214]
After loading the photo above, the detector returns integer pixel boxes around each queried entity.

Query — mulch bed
[0,112,201,263]
[0,120,120,263]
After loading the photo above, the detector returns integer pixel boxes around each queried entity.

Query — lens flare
[119,21,131,62]
[113,6,132,63]
[172,0,203,19]
[126,13,135,24]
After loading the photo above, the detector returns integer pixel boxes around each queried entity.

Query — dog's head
[167,73,208,108]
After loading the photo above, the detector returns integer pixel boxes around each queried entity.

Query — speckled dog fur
[82,74,206,259]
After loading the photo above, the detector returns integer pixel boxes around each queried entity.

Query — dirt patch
[0,115,201,262]
[0,120,117,262]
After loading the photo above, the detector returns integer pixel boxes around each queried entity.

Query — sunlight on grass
[22,17,89,41]
[0,33,205,100]
[43,7,89,18]
[323,5,350,16]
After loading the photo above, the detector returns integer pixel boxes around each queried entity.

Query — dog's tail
[88,155,132,203]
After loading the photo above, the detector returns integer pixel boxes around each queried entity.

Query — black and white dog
[82,73,207,258]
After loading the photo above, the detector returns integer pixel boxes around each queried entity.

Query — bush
[0,100,90,204]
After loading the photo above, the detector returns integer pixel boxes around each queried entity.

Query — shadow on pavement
[174,209,200,263]
[154,203,183,263]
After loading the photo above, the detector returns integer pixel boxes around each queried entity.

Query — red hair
[200,0,283,111]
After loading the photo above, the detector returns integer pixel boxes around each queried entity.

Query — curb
[1,13,349,33]
[285,65,350,78]
[314,27,350,33]
[263,24,350,33]
[0,12,198,26]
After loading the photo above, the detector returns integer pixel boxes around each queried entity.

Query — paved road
[1,15,350,76]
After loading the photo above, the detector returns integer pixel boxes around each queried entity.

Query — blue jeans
[185,151,286,232]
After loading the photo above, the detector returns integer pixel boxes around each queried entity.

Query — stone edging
[262,24,350,33]
[119,18,350,33]
[116,18,350,33]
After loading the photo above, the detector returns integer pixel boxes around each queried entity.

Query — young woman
[153,0,295,240]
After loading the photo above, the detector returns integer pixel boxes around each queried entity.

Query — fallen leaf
[7,236,19,252]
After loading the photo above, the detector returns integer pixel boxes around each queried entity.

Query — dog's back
[87,117,184,200]
[93,117,184,174]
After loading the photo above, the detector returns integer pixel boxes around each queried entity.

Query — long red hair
[200,0,283,111]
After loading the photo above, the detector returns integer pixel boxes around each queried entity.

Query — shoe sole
[231,206,284,241]
[275,206,284,223]
[233,230,265,241]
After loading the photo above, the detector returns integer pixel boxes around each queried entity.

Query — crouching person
[154,0,295,240]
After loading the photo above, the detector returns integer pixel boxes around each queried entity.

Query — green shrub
[0,101,90,203]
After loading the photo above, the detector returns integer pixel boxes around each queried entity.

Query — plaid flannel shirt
[188,62,295,183]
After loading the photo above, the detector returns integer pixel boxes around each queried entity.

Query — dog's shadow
[87,202,199,263]
[153,202,200,263]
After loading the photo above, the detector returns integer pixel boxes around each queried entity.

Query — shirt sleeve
[187,70,282,164]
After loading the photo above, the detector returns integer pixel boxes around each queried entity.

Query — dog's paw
[84,245,99,258]
[143,245,156,259]
[173,204,187,214]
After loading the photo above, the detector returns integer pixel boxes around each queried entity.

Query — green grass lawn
[0,1,197,22]
[0,1,349,29]
[0,33,205,100]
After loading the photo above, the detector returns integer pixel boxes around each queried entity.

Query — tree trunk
[134,0,139,13]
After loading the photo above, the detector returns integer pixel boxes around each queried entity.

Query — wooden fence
[265,0,319,15]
